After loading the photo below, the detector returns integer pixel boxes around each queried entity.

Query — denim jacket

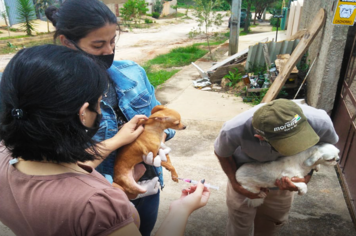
[93,60,175,187]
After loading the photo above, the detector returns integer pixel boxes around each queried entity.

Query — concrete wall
[299,0,349,113]
[161,0,177,16]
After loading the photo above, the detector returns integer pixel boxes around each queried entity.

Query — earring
[82,119,86,125]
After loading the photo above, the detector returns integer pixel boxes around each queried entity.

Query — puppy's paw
[172,175,179,183]
[294,182,308,195]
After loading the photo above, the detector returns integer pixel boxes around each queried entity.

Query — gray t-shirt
[214,103,339,168]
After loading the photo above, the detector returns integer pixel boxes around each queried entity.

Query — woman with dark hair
[0,44,210,236]
[45,1,176,235]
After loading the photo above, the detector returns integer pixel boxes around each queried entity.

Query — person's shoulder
[78,187,135,235]
[298,103,329,119]
[111,60,139,69]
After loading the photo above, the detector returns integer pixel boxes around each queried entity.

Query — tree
[193,0,223,60]
[253,0,275,24]
[1,3,10,37]
[120,0,148,26]
[34,0,54,33]
[243,0,254,33]
[171,4,179,19]
[17,0,36,36]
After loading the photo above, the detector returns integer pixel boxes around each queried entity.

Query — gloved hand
[142,142,171,167]
[132,177,160,199]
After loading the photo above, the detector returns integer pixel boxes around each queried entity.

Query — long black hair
[45,0,117,43]
[0,44,108,163]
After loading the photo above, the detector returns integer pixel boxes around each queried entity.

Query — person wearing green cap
[214,99,338,236]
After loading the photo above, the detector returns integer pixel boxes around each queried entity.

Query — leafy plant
[192,0,223,60]
[153,0,163,14]
[152,12,160,19]
[247,62,267,75]
[120,0,148,25]
[297,52,310,72]
[144,18,153,24]
[17,0,37,36]
[224,68,242,87]
[171,5,179,19]
[243,88,288,105]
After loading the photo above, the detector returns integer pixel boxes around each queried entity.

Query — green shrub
[145,18,153,24]
[223,68,242,87]
[153,0,163,14]
[152,12,160,19]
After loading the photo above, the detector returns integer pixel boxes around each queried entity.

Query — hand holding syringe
[178,177,219,190]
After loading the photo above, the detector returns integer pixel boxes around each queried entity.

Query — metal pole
[276,26,278,42]
[229,0,241,55]
[293,56,318,99]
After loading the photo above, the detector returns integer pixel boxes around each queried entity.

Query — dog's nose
[183,125,187,130]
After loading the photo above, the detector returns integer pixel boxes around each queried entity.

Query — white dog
[235,143,340,207]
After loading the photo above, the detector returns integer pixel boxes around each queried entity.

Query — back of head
[46,0,117,42]
[0,44,108,163]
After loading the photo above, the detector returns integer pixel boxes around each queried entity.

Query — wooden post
[261,8,326,103]
[229,0,242,55]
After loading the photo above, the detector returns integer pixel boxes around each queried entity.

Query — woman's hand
[170,180,210,215]
[114,115,148,146]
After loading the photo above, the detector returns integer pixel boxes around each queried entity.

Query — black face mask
[93,53,114,70]
[85,112,103,138]
[72,42,114,69]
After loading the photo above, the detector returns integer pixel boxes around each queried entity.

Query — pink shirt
[0,150,139,236]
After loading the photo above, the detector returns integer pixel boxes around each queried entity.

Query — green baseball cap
[252,99,320,156]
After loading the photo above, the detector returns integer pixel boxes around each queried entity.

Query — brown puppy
[114,105,186,195]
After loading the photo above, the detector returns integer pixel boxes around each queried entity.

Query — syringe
[178,178,220,190]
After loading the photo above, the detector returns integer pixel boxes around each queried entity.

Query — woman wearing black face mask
[0,44,210,236]
[45,1,177,236]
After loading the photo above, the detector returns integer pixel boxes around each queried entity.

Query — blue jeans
[131,190,160,236]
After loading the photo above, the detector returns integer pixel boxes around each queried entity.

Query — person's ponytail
[45,6,58,27]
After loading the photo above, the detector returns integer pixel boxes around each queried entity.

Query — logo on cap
[274,114,301,132]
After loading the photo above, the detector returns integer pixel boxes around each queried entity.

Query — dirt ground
[114,11,230,64]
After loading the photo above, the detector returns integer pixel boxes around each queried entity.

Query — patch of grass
[239,30,249,36]
[145,45,208,68]
[224,29,250,37]
[161,12,185,19]
[250,24,259,28]
[0,35,31,40]
[193,40,225,47]
[145,68,180,87]
[143,44,208,87]
[0,39,53,54]
[272,26,284,31]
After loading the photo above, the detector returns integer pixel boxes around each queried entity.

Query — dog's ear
[151,105,166,114]
[303,150,322,167]
[154,117,168,122]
